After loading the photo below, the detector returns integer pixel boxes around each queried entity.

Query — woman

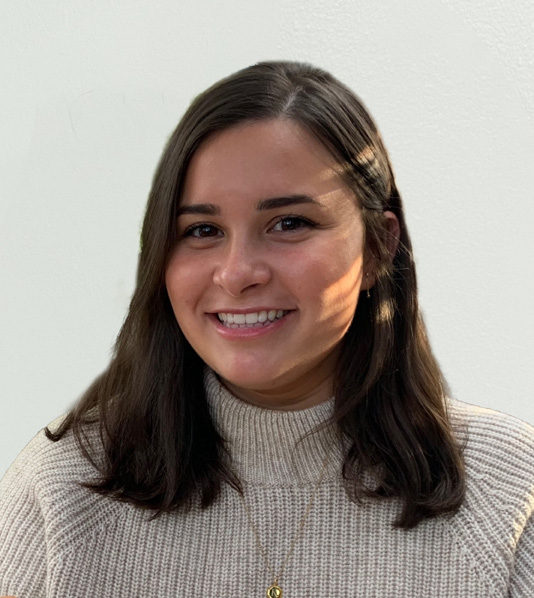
[1,61,533,597]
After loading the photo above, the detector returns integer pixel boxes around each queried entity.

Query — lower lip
[208,311,295,340]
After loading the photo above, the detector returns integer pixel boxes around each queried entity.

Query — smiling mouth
[216,310,291,328]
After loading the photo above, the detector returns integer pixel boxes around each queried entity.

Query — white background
[1,0,533,477]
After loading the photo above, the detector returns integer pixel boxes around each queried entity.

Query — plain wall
[1,0,533,477]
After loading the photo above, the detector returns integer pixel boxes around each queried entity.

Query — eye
[271,216,316,232]
[183,223,221,238]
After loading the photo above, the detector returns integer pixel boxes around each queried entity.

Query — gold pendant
[267,584,283,597]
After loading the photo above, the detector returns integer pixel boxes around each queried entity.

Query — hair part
[46,60,465,529]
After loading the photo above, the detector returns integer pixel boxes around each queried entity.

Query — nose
[212,237,271,297]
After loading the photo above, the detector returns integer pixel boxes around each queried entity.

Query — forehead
[181,119,350,205]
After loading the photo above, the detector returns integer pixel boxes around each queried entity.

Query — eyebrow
[176,194,321,217]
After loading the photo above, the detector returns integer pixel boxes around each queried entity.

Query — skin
[165,118,399,411]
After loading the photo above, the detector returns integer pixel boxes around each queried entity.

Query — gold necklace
[238,447,330,597]
[217,384,332,596]
[238,447,331,597]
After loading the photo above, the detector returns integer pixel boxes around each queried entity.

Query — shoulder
[1,414,105,492]
[447,397,534,507]
[0,415,125,569]
[443,398,534,590]
[447,397,534,474]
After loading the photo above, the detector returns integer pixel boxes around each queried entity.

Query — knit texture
[1,368,534,597]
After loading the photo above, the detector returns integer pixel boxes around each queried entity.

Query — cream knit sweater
[1,368,534,597]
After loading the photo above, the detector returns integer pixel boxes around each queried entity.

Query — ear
[362,210,400,291]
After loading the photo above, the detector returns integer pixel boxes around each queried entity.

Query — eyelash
[182,215,318,239]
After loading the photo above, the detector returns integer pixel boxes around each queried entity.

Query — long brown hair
[46,61,465,529]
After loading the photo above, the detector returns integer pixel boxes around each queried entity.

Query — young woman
[1,61,533,597]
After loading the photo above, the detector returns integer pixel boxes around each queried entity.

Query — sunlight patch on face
[314,260,364,329]
[315,163,343,184]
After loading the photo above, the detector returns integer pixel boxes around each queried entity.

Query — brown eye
[185,224,221,238]
[271,216,316,232]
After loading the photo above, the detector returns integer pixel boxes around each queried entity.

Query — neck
[221,375,334,411]
[204,367,341,485]
[219,351,338,411]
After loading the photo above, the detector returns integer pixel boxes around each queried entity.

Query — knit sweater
[1,369,534,597]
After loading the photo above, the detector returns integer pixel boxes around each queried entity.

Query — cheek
[298,256,364,332]
[287,244,364,295]
[165,257,202,314]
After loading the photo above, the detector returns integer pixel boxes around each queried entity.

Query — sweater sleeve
[0,435,49,598]
[509,510,534,597]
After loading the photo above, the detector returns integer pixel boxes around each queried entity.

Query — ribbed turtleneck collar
[204,367,343,487]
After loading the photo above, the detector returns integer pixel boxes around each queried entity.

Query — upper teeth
[218,310,287,324]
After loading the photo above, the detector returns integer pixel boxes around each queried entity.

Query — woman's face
[165,118,368,409]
